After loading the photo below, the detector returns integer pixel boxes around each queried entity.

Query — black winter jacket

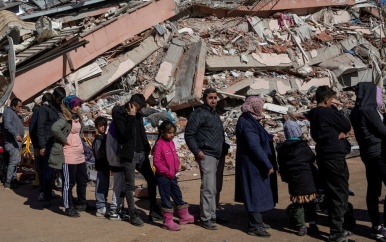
[37,102,62,149]
[276,140,317,196]
[307,106,351,157]
[92,134,109,173]
[112,105,151,161]
[185,104,225,159]
[350,82,386,159]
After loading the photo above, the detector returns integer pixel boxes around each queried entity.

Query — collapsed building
[0,0,384,166]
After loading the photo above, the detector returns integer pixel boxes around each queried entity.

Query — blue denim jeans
[156,175,184,209]
[4,141,21,184]
[95,170,109,209]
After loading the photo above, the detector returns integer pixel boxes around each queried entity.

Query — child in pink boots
[153,120,195,231]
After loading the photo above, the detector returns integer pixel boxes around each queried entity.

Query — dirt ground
[0,156,384,242]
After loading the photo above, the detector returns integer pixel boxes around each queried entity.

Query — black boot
[149,205,163,222]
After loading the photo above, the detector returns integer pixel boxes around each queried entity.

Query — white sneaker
[96,207,107,218]
[38,192,44,201]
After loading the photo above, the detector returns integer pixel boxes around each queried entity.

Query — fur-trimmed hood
[61,103,83,121]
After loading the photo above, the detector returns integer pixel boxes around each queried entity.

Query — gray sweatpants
[4,142,22,184]
[199,155,219,222]
[110,171,125,211]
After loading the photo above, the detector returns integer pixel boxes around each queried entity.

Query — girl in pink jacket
[153,120,194,231]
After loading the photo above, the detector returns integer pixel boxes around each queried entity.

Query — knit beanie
[63,95,82,111]
[284,120,302,139]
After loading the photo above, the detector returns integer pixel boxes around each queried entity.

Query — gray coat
[3,106,24,147]
[50,105,84,169]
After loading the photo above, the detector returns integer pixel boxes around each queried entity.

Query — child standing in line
[276,120,318,236]
[93,117,109,217]
[153,120,194,231]
[51,95,87,217]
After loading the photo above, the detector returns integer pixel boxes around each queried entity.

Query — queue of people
[1,85,386,242]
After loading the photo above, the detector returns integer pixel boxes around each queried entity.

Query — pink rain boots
[176,203,195,225]
[162,208,180,231]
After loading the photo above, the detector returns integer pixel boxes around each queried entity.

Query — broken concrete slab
[264,103,288,114]
[66,62,102,85]
[0,10,35,44]
[340,68,376,87]
[307,44,342,66]
[169,41,206,111]
[206,53,293,71]
[77,36,160,100]
[318,53,367,77]
[142,83,156,100]
[13,0,176,101]
[155,42,184,89]
[294,77,331,92]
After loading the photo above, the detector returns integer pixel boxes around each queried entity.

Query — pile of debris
[1,0,386,168]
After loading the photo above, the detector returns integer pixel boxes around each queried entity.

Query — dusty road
[0,157,383,242]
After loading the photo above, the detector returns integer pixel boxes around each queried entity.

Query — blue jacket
[235,112,277,212]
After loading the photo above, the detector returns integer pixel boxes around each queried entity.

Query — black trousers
[62,163,88,209]
[121,152,157,212]
[363,155,386,227]
[317,154,349,234]
[248,212,263,232]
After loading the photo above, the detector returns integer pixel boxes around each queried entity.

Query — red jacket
[153,138,180,179]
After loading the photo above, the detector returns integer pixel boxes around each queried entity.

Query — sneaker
[370,225,386,240]
[119,210,130,221]
[201,220,217,230]
[38,192,44,201]
[247,227,271,237]
[262,222,271,229]
[298,226,307,236]
[328,230,352,242]
[128,210,144,227]
[3,183,10,190]
[96,208,107,218]
[51,191,61,199]
[65,207,80,218]
[108,210,121,221]
[308,224,320,234]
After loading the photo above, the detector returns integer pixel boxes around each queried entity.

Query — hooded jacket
[111,105,151,161]
[50,104,84,169]
[350,82,386,159]
[153,138,180,179]
[37,101,62,149]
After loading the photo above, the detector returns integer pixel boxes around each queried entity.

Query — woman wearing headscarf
[234,96,278,238]
[350,82,386,239]
[51,95,87,218]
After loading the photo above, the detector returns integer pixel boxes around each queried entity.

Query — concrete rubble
[1,0,386,170]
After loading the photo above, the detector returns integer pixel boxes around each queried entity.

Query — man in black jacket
[350,82,386,239]
[307,86,352,242]
[112,94,162,227]
[37,87,65,204]
[185,88,226,230]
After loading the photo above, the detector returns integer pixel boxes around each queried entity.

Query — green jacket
[50,106,84,169]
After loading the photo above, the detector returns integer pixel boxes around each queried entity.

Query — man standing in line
[112,94,163,227]
[307,86,352,242]
[3,98,24,190]
[37,87,66,205]
[185,88,227,230]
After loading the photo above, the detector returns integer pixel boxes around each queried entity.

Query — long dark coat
[234,112,278,212]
